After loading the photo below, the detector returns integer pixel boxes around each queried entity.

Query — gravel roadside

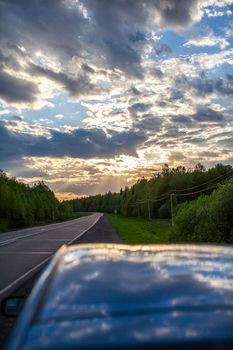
[0,214,121,349]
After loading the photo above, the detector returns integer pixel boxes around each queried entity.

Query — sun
[120,155,140,169]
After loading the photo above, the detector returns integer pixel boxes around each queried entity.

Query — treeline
[170,177,233,243]
[69,162,233,243]
[69,163,233,219]
[0,170,73,232]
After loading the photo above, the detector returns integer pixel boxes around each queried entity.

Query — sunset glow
[0,0,233,196]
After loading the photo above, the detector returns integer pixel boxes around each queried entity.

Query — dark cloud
[0,46,22,71]
[81,64,95,74]
[29,63,96,97]
[171,106,225,127]
[129,86,142,96]
[150,67,164,79]
[0,70,39,103]
[12,115,24,121]
[0,124,146,162]
[0,0,86,60]
[168,151,186,162]
[133,114,162,131]
[162,128,187,139]
[154,43,172,56]
[218,137,233,148]
[169,90,184,101]
[83,0,200,35]
[82,0,200,76]
[173,115,193,126]
[152,0,200,28]
[206,131,233,141]
[227,74,233,82]
[129,103,152,114]
[15,168,48,179]
[129,31,147,43]
[192,106,225,123]
[175,74,233,98]
[146,139,177,148]
[186,137,205,145]
[157,101,167,108]
[0,0,202,84]
[200,151,219,158]
[102,40,143,78]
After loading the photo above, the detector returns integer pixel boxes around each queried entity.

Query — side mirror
[1,297,26,317]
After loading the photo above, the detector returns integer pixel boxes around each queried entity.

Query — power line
[147,168,233,200]
[130,170,233,207]
[133,194,170,205]
[173,182,219,197]
[149,194,170,202]
[172,169,233,193]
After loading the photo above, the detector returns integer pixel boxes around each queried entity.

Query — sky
[0,0,233,199]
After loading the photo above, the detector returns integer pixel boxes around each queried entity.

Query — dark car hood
[38,244,233,321]
[24,308,233,349]
[23,244,233,349]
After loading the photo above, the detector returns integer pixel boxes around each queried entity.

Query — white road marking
[0,257,52,297]
[0,251,53,254]
[0,213,103,297]
[0,215,93,247]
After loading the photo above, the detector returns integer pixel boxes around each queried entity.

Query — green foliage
[69,163,233,244]
[170,178,233,243]
[158,200,171,219]
[0,171,74,232]
[70,163,233,222]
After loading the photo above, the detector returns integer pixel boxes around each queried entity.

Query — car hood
[38,244,233,321]
[14,244,233,349]
[24,307,233,349]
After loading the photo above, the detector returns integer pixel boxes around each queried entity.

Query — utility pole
[170,193,174,226]
[147,198,151,220]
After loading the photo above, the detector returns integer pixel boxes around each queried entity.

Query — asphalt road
[0,213,103,296]
[0,214,121,348]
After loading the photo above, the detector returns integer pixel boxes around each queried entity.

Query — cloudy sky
[0,0,233,199]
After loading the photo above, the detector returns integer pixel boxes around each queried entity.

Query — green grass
[107,214,171,244]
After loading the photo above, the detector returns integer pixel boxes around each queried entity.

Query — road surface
[0,214,121,348]
[0,213,102,296]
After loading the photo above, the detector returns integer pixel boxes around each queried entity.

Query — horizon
[1,161,229,202]
[0,0,233,199]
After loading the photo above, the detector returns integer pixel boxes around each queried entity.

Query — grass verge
[107,214,171,244]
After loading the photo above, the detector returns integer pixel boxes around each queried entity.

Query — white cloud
[0,109,11,115]
[205,8,233,16]
[0,0,233,194]
[203,0,233,7]
[184,34,229,49]
[55,114,64,120]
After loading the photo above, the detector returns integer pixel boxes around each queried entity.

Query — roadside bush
[208,179,233,242]
[158,200,170,219]
[170,195,212,242]
[170,178,233,243]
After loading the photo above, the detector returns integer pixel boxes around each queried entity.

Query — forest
[69,163,233,243]
[0,170,73,232]
[1,163,233,243]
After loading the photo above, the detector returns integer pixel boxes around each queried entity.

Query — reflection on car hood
[38,244,233,321]
[25,308,233,350]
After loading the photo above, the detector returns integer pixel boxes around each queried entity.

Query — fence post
[147,198,151,220]
[170,193,174,226]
